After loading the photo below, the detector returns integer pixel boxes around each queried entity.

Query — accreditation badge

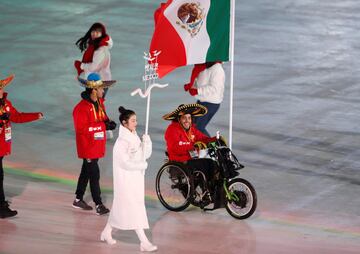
[94,131,105,140]
[5,127,11,142]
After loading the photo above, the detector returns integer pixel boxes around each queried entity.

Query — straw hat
[0,74,15,89]
[77,73,116,89]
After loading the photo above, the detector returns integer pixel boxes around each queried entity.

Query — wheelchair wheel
[225,178,257,219]
[156,162,191,211]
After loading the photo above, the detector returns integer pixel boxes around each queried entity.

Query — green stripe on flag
[206,0,230,62]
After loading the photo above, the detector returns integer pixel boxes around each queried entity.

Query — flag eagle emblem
[176,2,205,37]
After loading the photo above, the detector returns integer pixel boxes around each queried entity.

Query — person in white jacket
[184,62,225,136]
[100,106,157,252]
[74,22,113,97]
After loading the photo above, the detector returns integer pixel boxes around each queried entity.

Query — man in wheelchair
[163,103,221,207]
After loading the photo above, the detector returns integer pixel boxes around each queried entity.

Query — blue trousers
[194,101,220,137]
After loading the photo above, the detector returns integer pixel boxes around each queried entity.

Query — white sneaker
[140,242,158,252]
[100,232,116,245]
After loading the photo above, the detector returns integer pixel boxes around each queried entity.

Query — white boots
[100,226,157,251]
[140,242,158,252]
[136,229,158,252]
[100,223,116,245]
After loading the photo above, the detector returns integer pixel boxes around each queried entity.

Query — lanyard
[184,128,195,142]
[91,100,106,122]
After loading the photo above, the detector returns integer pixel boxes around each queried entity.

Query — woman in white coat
[101,106,157,252]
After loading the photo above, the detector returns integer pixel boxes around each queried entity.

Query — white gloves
[142,134,151,143]
[141,134,152,174]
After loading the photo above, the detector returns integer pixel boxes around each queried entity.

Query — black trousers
[185,158,219,189]
[186,158,224,207]
[0,157,4,203]
[75,159,102,205]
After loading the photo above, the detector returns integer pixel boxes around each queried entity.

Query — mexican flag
[150,0,231,78]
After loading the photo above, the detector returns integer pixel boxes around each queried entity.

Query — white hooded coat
[81,37,113,81]
[107,125,152,230]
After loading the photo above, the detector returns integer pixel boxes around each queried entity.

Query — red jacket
[165,121,213,162]
[0,93,41,157]
[73,93,109,159]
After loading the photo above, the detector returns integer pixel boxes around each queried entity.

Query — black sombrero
[162,103,207,121]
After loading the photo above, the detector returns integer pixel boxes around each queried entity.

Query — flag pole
[145,92,151,135]
[229,0,235,149]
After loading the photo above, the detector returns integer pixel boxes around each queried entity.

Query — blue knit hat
[87,72,101,81]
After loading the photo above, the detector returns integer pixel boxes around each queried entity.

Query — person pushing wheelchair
[163,103,223,208]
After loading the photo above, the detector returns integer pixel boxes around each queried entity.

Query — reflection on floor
[0,169,359,254]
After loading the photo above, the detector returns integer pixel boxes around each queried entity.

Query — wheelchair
[155,137,257,220]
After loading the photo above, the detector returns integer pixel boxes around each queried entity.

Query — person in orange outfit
[0,74,43,219]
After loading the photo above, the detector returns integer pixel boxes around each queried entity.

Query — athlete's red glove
[184,83,192,91]
[189,88,198,96]
[74,60,83,76]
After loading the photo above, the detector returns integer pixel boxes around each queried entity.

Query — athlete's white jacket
[195,63,225,104]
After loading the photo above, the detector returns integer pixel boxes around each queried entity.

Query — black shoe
[0,201,18,219]
[72,199,93,210]
[178,183,189,198]
[96,204,110,215]
[200,191,212,209]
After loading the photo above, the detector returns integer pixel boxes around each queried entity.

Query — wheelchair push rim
[155,162,191,212]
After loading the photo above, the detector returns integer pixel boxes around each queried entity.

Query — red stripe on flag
[150,1,186,78]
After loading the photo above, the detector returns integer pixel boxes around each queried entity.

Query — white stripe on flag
[164,0,211,64]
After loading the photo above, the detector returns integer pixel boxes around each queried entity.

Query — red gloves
[184,83,192,91]
[184,83,198,96]
[189,88,198,96]
[74,60,83,76]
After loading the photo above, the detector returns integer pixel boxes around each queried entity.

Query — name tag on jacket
[94,131,104,140]
[5,127,11,142]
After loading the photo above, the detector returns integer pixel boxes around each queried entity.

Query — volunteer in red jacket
[0,74,43,219]
[72,72,116,215]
